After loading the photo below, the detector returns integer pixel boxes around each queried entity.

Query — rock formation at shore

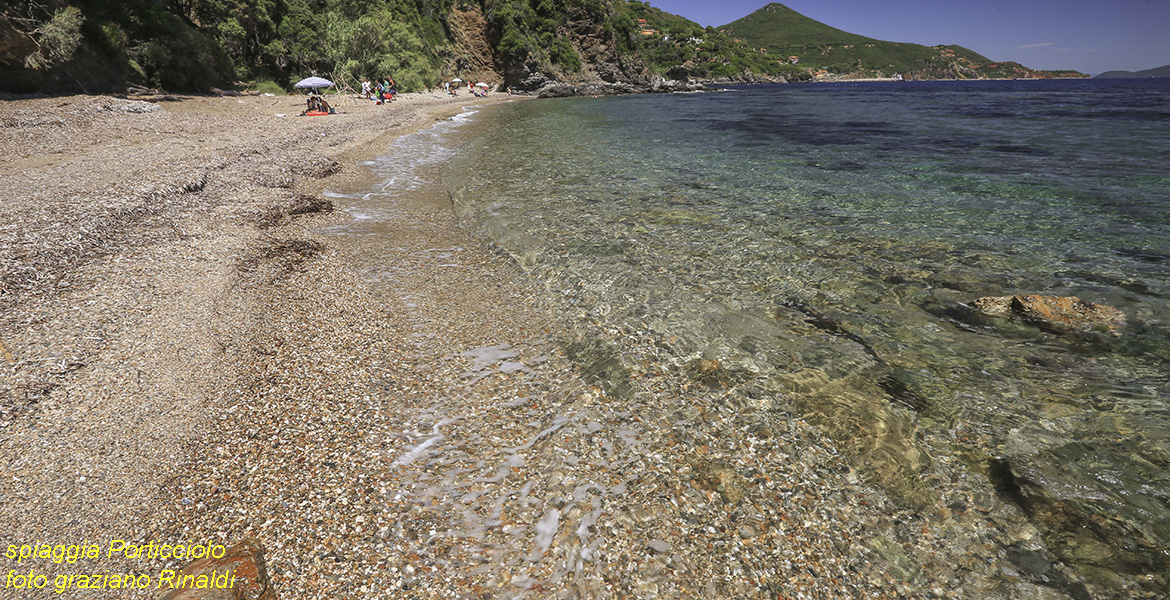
[973,294,1127,333]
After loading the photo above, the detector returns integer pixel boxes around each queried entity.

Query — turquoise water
[443,80,1170,589]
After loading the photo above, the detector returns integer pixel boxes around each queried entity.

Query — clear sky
[647,1,1170,74]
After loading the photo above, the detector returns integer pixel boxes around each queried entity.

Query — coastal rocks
[996,421,1170,593]
[534,79,709,98]
[665,64,692,81]
[510,63,555,91]
[158,538,276,600]
[650,78,708,93]
[536,83,580,98]
[972,294,1126,334]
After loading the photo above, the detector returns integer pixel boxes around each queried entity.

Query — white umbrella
[294,76,334,90]
[450,78,463,83]
[474,82,489,88]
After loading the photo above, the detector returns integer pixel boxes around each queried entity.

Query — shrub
[24,5,85,69]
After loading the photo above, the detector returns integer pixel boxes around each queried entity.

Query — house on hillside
[788,56,799,64]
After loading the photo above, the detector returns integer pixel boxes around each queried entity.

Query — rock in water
[972,294,1126,333]
[157,538,276,600]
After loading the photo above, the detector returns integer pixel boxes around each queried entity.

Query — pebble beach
[1,89,1154,600]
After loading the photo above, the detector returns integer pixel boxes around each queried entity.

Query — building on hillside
[788,56,799,64]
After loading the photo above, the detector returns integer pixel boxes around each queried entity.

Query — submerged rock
[779,368,936,510]
[996,420,1170,594]
[686,455,749,504]
[972,295,1126,334]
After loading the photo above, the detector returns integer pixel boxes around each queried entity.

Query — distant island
[720,3,1087,81]
[1095,64,1170,79]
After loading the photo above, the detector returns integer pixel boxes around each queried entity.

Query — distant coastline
[1095,64,1170,79]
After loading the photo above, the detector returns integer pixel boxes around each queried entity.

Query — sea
[332,78,1170,591]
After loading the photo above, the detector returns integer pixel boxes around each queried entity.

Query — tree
[324,9,440,92]
[9,2,85,70]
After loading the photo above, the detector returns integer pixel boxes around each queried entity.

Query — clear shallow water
[445,80,1170,586]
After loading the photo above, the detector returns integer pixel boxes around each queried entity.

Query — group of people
[300,94,333,115]
[444,80,494,97]
[361,77,396,104]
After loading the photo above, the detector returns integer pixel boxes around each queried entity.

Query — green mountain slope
[720,2,876,47]
[0,0,806,94]
[721,2,1085,80]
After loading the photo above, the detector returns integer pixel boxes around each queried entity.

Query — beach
[3,84,1164,600]
[0,91,557,596]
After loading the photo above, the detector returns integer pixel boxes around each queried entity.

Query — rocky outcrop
[973,294,1126,334]
[444,5,506,89]
[536,79,710,98]
[157,538,276,600]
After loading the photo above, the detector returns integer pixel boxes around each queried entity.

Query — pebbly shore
[0,90,1141,600]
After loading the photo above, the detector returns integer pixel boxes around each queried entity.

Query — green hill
[719,2,877,47]
[720,2,1086,80]
[0,0,807,94]
[0,0,1083,94]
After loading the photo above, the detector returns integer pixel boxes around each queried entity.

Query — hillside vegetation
[0,0,804,94]
[0,0,1083,94]
[721,2,1085,80]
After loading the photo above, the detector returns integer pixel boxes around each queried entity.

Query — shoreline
[0,90,523,592]
[4,87,1158,599]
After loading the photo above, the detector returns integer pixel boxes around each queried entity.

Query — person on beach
[300,95,332,115]
[361,77,371,99]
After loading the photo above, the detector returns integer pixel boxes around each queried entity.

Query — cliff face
[444,6,506,89]
[441,3,668,94]
[499,5,655,92]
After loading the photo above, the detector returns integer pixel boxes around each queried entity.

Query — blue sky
[648,1,1170,74]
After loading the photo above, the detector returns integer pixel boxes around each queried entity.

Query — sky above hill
[649,0,1170,74]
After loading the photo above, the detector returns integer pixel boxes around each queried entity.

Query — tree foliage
[22,5,85,69]
[3,0,810,93]
[324,9,440,91]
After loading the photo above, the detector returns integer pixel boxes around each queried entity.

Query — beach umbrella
[450,78,463,83]
[475,82,489,88]
[294,76,334,91]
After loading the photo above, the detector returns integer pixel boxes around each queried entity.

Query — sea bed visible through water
[326,80,1169,598]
